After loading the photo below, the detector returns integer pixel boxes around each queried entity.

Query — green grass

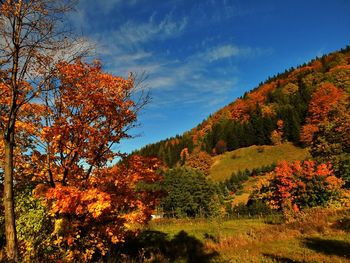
[148,218,266,241]
[210,143,310,181]
[146,209,350,263]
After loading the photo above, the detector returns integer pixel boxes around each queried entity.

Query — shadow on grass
[303,237,350,259]
[116,230,219,262]
[333,217,350,232]
[262,254,303,263]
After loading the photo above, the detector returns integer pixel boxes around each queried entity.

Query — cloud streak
[113,15,188,47]
[204,45,241,62]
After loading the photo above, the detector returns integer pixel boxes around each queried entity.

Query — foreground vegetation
[127,208,350,262]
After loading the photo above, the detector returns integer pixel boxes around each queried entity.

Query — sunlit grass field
[147,209,350,262]
[210,143,310,181]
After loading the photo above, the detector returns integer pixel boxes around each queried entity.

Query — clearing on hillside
[210,143,309,181]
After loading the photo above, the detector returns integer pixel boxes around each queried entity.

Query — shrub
[14,187,54,261]
[253,160,343,211]
[232,200,274,217]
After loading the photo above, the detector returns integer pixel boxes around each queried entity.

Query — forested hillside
[135,46,350,168]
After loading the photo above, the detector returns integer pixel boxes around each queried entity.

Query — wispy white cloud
[68,3,270,111]
[198,44,273,62]
[117,51,153,62]
[203,45,241,62]
[149,76,178,89]
[77,0,139,15]
[114,15,188,46]
[138,43,274,108]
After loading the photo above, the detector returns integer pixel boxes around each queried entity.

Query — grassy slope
[210,143,310,182]
[149,209,350,262]
[230,176,263,206]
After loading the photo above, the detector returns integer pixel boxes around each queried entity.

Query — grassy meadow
[210,143,310,182]
[140,209,350,262]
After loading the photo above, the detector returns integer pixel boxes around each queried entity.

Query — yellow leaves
[15,120,35,134]
[282,83,299,95]
[65,250,76,262]
[261,104,276,117]
[53,134,61,141]
[86,197,111,218]
[83,248,95,261]
[53,236,63,246]
[111,235,119,244]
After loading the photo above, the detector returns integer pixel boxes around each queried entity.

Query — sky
[69,0,350,153]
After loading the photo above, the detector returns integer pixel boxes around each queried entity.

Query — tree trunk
[3,134,18,262]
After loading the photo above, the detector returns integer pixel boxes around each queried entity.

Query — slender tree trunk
[3,130,18,262]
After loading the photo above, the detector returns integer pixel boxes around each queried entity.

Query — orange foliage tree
[254,160,343,211]
[300,83,347,144]
[27,61,163,261]
[185,149,213,176]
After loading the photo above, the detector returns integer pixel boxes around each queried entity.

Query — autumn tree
[34,156,162,261]
[300,83,347,144]
[299,82,350,185]
[185,149,213,176]
[0,0,90,260]
[309,103,350,186]
[253,160,343,211]
[23,60,162,261]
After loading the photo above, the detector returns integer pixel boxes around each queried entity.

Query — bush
[231,200,275,218]
[253,160,344,211]
[15,187,54,261]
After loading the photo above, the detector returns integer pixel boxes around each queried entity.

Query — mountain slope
[136,46,350,167]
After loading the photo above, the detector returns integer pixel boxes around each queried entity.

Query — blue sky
[70,0,350,153]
